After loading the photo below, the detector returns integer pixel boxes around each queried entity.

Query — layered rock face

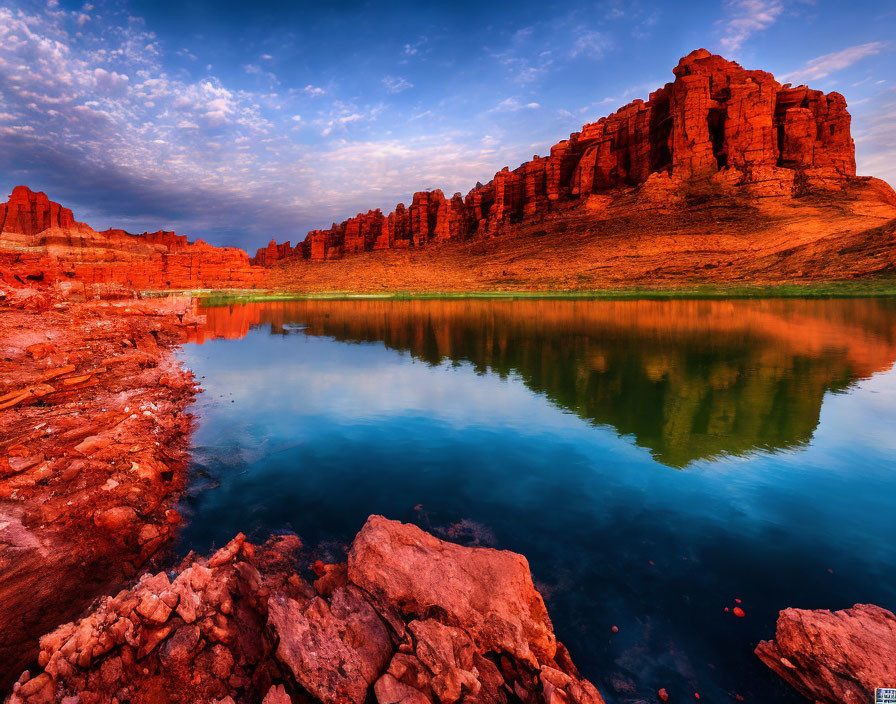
[254,49,862,264]
[755,604,896,704]
[0,187,264,290]
[7,516,603,704]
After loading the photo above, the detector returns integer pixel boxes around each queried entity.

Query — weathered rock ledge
[756,603,896,704]
[0,285,204,689]
[6,516,604,704]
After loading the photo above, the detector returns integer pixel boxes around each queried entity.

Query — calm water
[179,298,896,704]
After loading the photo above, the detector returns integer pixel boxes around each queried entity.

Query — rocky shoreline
[6,516,606,704]
[2,285,894,704]
[0,286,202,689]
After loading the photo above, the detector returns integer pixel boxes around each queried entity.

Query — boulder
[755,603,896,704]
[348,515,557,667]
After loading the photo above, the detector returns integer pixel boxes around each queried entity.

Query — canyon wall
[253,49,860,265]
[0,186,264,290]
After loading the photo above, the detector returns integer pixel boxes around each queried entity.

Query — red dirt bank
[0,287,201,689]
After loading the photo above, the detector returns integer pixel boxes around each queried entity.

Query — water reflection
[191,298,896,467]
[181,297,896,704]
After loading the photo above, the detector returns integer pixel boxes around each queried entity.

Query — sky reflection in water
[179,298,896,704]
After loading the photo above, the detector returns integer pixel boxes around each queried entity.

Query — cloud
[303,84,325,97]
[382,76,413,94]
[93,67,129,94]
[487,98,541,114]
[719,0,783,53]
[570,30,611,59]
[853,87,896,188]
[0,3,301,247]
[243,63,279,84]
[316,103,383,137]
[779,42,890,83]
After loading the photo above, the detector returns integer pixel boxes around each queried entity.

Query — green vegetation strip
[171,279,896,307]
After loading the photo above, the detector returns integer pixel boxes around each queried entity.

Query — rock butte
[0,186,263,292]
[3,49,894,293]
[251,48,896,278]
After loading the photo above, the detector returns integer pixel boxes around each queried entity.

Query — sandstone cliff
[0,187,264,291]
[253,49,896,268]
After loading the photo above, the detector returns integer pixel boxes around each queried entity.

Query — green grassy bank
[142,278,896,306]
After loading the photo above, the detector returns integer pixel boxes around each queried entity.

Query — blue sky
[0,0,894,250]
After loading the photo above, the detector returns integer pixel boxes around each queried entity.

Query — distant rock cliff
[0,187,264,291]
[253,49,876,265]
[0,186,87,237]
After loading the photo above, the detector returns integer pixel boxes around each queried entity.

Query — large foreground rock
[755,604,896,704]
[348,515,557,668]
[6,517,603,704]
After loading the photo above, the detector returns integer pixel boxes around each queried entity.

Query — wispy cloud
[303,84,325,97]
[382,76,413,94]
[779,42,890,83]
[853,86,896,188]
[487,98,541,114]
[718,0,784,53]
[570,30,611,59]
[315,102,384,137]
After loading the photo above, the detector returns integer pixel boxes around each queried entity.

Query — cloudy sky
[0,0,893,250]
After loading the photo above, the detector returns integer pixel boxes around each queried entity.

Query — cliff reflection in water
[192,297,896,467]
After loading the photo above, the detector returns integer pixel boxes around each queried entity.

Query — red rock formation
[251,238,297,266]
[343,209,385,254]
[7,517,604,704]
[0,186,86,237]
[0,187,265,290]
[755,604,896,704]
[253,49,873,268]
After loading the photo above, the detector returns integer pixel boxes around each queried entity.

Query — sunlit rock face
[190,298,896,467]
[7,517,603,704]
[756,603,896,704]
[0,186,264,291]
[254,49,882,265]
